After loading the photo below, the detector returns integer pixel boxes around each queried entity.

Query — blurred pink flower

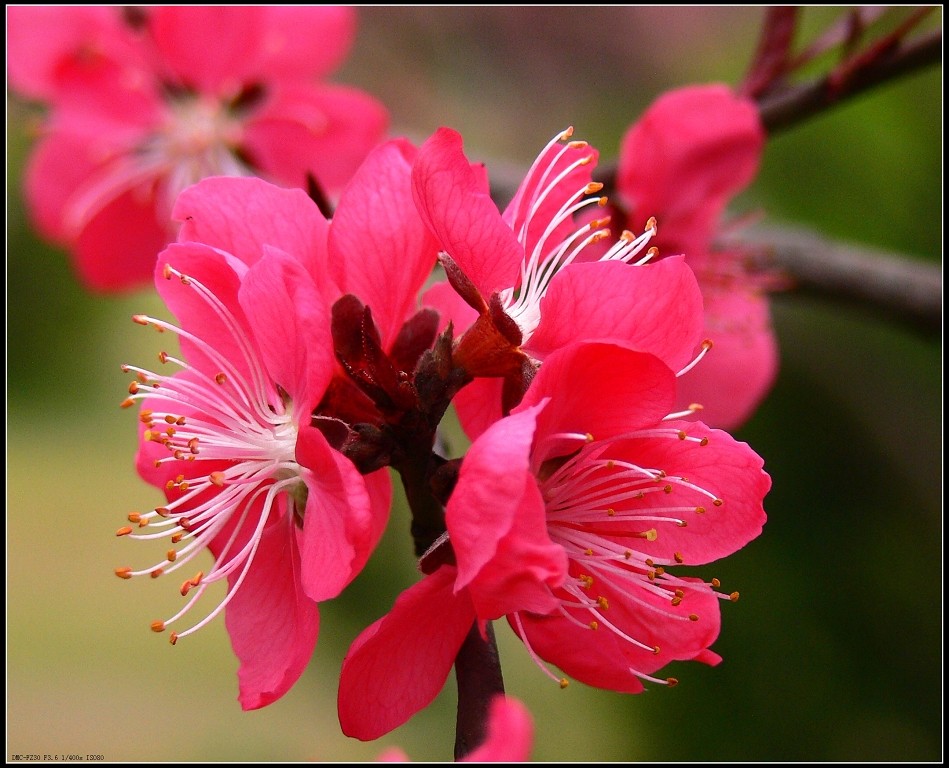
[415,126,705,439]
[376,695,534,762]
[338,341,769,739]
[115,137,436,709]
[615,84,777,429]
[8,6,388,292]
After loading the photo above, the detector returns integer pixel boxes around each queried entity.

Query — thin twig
[453,621,505,760]
[726,224,942,334]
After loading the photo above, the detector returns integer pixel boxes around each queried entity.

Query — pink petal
[420,279,480,336]
[7,6,128,100]
[448,405,567,618]
[243,83,389,195]
[295,426,386,601]
[413,127,524,297]
[240,246,334,413]
[518,342,677,450]
[675,285,778,429]
[154,242,260,385]
[23,132,117,243]
[338,567,476,740]
[173,176,331,284]
[528,256,705,371]
[617,84,764,256]
[149,6,266,95]
[462,696,534,762]
[222,512,320,710]
[73,184,173,293]
[449,377,506,443]
[256,6,356,80]
[328,139,439,349]
[601,420,769,565]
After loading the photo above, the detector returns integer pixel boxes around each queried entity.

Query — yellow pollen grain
[155,507,170,517]
[150,568,163,579]
[585,182,604,194]
[675,590,685,598]
[671,596,682,606]
[150,621,165,633]
[700,437,709,446]
[559,678,569,689]
[133,314,149,325]
[569,140,588,150]
[639,528,657,541]
[711,578,721,588]
[729,591,740,602]
[645,216,658,233]
[169,632,178,645]
[607,507,615,517]
[171,533,183,544]
[688,614,699,622]
[589,621,598,630]
[166,550,177,562]
[645,558,654,567]
[127,512,141,523]
[713,498,723,507]
[210,471,226,487]
[162,264,173,279]
[655,566,665,576]
[666,677,679,687]
[677,430,687,440]
[584,548,594,556]
[663,484,673,494]
[158,351,169,364]
[596,596,609,610]
[215,373,227,385]
[190,571,203,586]
[114,567,132,580]
[128,381,139,395]
[646,246,659,259]
[120,398,135,409]
[696,506,706,514]
[180,580,192,596]
[652,645,660,655]
[674,552,684,564]
[116,526,133,537]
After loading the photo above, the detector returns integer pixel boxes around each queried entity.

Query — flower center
[116,263,304,644]
[515,427,735,688]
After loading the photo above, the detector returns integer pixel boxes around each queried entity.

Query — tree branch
[725,224,942,334]
[453,621,505,760]
[757,29,942,134]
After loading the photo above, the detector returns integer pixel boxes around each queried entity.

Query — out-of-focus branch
[725,224,942,334]
[756,28,941,134]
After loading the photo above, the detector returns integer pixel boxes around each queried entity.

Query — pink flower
[615,84,777,429]
[338,341,770,739]
[376,695,534,763]
[414,126,705,440]
[115,139,436,709]
[8,6,388,292]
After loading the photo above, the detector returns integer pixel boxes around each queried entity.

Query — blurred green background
[7,7,942,762]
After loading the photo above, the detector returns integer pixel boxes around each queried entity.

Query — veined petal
[338,567,476,740]
[448,405,566,618]
[528,256,705,371]
[413,127,524,297]
[223,512,320,710]
[519,342,678,450]
[173,176,331,283]
[296,426,382,602]
[328,138,439,349]
[240,247,334,414]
